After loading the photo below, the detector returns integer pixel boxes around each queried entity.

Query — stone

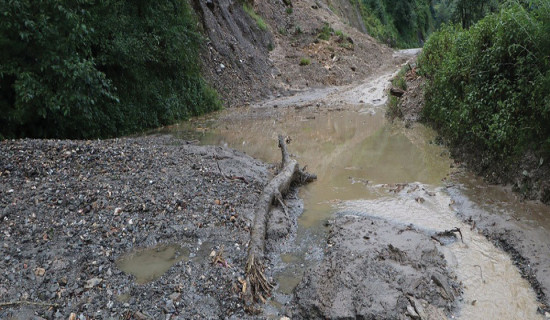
[34,267,46,277]
[84,277,102,289]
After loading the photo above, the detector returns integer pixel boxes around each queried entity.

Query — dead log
[390,87,405,97]
[244,135,316,306]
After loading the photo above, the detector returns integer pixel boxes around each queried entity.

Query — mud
[290,215,459,319]
[447,172,550,313]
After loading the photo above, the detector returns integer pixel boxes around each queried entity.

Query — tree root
[243,135,316,309]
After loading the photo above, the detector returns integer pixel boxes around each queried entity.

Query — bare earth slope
[195,0,392,106]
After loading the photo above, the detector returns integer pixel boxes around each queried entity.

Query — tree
[0,0,220,139]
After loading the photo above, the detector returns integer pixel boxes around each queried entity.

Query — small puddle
[116,244,188,284]
[159,66,544,318]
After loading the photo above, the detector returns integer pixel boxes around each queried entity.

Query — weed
[243,3,268,31]
[318,22,333,40]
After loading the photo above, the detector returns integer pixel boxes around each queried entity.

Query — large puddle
[154,62,545,318]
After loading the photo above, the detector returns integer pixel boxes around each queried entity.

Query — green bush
[419,2,550,157]
[0,0,221,139]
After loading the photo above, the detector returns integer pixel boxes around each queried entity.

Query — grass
[243,3,268,31]
[318,23,334,40]
[299,57,311,66]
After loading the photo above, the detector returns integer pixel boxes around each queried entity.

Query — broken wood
[431,227,464,245]
[244,135,316,307]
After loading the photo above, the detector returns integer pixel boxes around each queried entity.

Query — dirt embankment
[391,61,550,313]
[194,0,393,107]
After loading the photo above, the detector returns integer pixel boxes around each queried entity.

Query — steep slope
[193,0,394,107]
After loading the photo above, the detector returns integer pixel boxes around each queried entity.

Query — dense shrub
[0,0,221,139]
[419,2,550,158]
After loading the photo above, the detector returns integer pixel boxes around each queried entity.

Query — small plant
[243,3,268,31]
[286,7,293,14]
[267,42,274,51]
[391,65,408,91]
[334,30,344,37]
[386,95,403,120]
[278,27,288,35]
[299,57,311,66]
[318,22,333,41]
[294,25,302,35]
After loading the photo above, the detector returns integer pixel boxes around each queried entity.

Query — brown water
[152,54,545,318]
[116,244,188,284]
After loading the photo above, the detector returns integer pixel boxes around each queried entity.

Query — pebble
[84,277,103,289]
[34,267,46,277]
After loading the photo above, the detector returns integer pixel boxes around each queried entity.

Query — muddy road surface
[2,50,550,319]
[162,49,550,319]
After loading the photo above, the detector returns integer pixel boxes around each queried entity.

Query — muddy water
[159,63,544,318]
[116,244,188,284]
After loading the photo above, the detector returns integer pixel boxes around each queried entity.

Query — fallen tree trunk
[244,135,316,307]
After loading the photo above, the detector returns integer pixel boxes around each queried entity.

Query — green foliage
[299,57,311,66]
[0,0,221,139]
[387,96,403,120]
[243,3,268,31]
[433,0,500,29]
[318,23,334,41]
[392,66,409,91]
[420,1,550,158]
[351,0,435,48]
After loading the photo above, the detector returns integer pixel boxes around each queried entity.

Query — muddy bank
[446,178,550,313]
[391,63,550,314]
[0,136,276,319]
[290,214,460,319]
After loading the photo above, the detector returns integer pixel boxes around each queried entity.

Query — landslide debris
[291,215,460,319]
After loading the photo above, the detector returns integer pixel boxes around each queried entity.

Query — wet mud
[291,215,458,319]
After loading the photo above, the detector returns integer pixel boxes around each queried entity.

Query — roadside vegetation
[0,0,221,139]
[351,0,501,48]
[419,1,550,162]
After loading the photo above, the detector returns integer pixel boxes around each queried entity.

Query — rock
[169,292,181,301]
[34,267,46,277]
[134,311,150,320]
[406,304,420,319]
[84,277,102,289]
[164,299,176,313]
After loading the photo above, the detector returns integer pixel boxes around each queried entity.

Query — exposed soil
[2,1,550,319]
[290,215,460,319]
[195,0,393,107]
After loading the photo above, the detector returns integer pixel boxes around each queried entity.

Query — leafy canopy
[0,0,221,139]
